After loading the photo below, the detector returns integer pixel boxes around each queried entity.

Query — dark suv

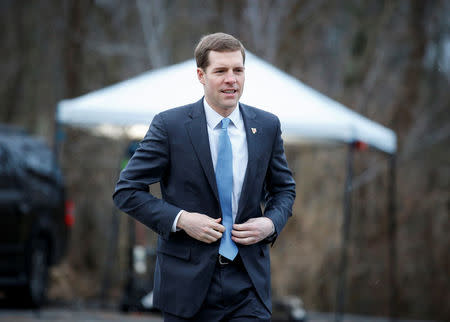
[0,124,73,307]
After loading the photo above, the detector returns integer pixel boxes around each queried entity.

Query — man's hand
[177,211,225,244]
[231,217,274,245]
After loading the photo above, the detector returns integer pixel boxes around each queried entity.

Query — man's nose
[224,71,236,83]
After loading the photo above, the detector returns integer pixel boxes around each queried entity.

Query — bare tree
[135,0,169,68]
[243,0,294,61]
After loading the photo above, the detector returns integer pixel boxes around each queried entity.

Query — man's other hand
[231,217,275,245]
[177,211,225,243]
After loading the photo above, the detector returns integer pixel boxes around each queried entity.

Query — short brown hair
[194,32,246,70]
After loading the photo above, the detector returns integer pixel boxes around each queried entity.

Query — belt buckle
[218,254,230,265]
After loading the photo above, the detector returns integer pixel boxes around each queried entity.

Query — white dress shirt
[171,99,248,231]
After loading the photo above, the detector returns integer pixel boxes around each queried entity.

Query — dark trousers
[163,255,271,322]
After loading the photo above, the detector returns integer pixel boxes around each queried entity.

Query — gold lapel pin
[251,128,257,134]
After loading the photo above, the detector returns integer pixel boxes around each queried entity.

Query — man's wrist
[265,217,275,235]
[265,217,277,242]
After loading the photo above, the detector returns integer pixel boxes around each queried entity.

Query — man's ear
[197,68,205,85]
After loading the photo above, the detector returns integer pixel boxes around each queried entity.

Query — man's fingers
[212,222,225,233]
[231,229,255,238]
[208,228,223,240]
[232,235,254,245]
[203,233,219,244]
[233,222,254,231]
[213,218,225,232]
[232,223,244,230]
[199,231,220,244]
[200,219,224,242]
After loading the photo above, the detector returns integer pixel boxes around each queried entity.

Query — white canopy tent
[57,53,396,154]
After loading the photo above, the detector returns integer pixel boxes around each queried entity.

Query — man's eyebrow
[211,65,245,70]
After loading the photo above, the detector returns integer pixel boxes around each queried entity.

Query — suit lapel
[236,104,261,223]
[185,99,219,202]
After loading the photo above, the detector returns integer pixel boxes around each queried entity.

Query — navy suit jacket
[113,98,295,318]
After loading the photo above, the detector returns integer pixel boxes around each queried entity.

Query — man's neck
[204,98,237,118]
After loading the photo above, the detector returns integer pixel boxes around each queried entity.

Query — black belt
[218,254,241,266]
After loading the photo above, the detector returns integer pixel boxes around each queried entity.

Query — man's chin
[219,105,238,112]
[220,100,239,110]
[208,98,239,114]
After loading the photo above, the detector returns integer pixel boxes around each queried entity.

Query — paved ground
[0,308,162,321]
[0,308,436,322]
[0,297,436,322]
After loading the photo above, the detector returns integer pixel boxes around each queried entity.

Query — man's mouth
[221,89,237,94]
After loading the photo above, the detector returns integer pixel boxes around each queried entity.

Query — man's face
[197,50,245,116]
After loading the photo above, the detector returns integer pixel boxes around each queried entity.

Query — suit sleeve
[263,117,296,242]
[112,113,181,240]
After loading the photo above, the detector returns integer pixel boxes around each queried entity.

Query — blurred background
[0,0,448,321]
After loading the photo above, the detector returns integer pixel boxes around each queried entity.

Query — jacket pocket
[157,242,191,261]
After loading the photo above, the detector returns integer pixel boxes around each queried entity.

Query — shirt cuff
[171,210,184,232]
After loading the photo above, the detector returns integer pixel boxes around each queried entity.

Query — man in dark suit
[113,32,295,321]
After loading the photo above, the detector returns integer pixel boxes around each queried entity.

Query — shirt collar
[203,98,243,130]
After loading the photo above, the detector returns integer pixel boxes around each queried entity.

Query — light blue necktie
[216,118,238,260]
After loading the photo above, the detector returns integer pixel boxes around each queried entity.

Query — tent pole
[388,154,398,321]
[53,115,62,164]
[335,143,355,322]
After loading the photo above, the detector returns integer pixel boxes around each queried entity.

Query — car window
[0,134,63,186]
